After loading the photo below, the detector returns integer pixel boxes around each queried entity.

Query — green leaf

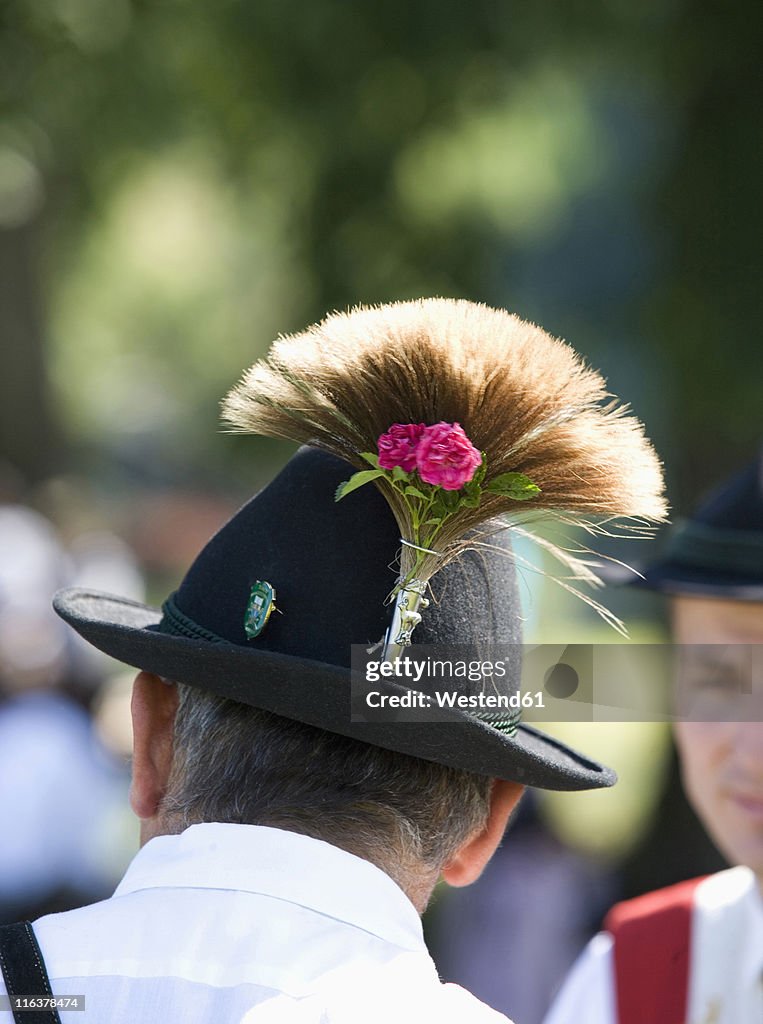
[472,453,487,487]
[423,517,442,527]
[429,494,451,520]
[485,472,541,501]
[335,469,386,501]
[392,465,409,482]
[457,477,482,509]
[360,451,380,468]
[404,485,427,500]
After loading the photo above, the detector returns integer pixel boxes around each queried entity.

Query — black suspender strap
[0,922,62,1024]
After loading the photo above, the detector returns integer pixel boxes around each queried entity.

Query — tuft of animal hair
[223,298,667,625]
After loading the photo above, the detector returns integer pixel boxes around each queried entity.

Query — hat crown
[641,450,763,596]
[164,447,521,669]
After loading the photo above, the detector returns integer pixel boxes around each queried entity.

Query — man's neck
[139,816,439,913]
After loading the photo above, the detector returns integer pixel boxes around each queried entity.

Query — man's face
[671,595,763,879]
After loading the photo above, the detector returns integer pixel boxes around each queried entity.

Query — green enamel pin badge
[244,580,277,639]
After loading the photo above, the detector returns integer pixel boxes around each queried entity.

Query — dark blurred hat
[637,450,763,600]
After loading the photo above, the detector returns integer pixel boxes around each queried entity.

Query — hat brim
[55,587,615,792]
[631,562,763,601]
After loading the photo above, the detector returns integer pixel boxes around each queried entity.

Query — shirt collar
[113,822,426,952]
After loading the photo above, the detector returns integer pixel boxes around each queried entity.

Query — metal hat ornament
[223,298,668,650]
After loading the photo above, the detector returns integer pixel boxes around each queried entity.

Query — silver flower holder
[381,579,430,663]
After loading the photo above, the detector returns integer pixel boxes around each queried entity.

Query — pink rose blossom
[416,422,482,490]
[377,422,426,472]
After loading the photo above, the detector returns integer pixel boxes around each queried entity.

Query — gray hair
[160,682,493,879]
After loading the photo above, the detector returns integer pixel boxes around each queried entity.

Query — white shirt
[544,866,763,1024]
[5,822,512,1023]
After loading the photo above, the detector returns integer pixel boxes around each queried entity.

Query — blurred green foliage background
[1,0,761,515]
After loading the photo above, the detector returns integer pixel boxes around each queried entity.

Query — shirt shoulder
[544,869,759,1024]
[603,874,707,935]
[438,982,516,1023]
[546,877,706,1024]
[238,956,516,1024]
[604,867,754,935]
[543,932,615,1024]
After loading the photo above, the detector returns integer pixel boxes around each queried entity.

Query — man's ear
[129,671,179,821]
[441,780,525,887]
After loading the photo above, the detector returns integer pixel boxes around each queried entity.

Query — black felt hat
[54,447,615,791]
[636,451,763,600]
